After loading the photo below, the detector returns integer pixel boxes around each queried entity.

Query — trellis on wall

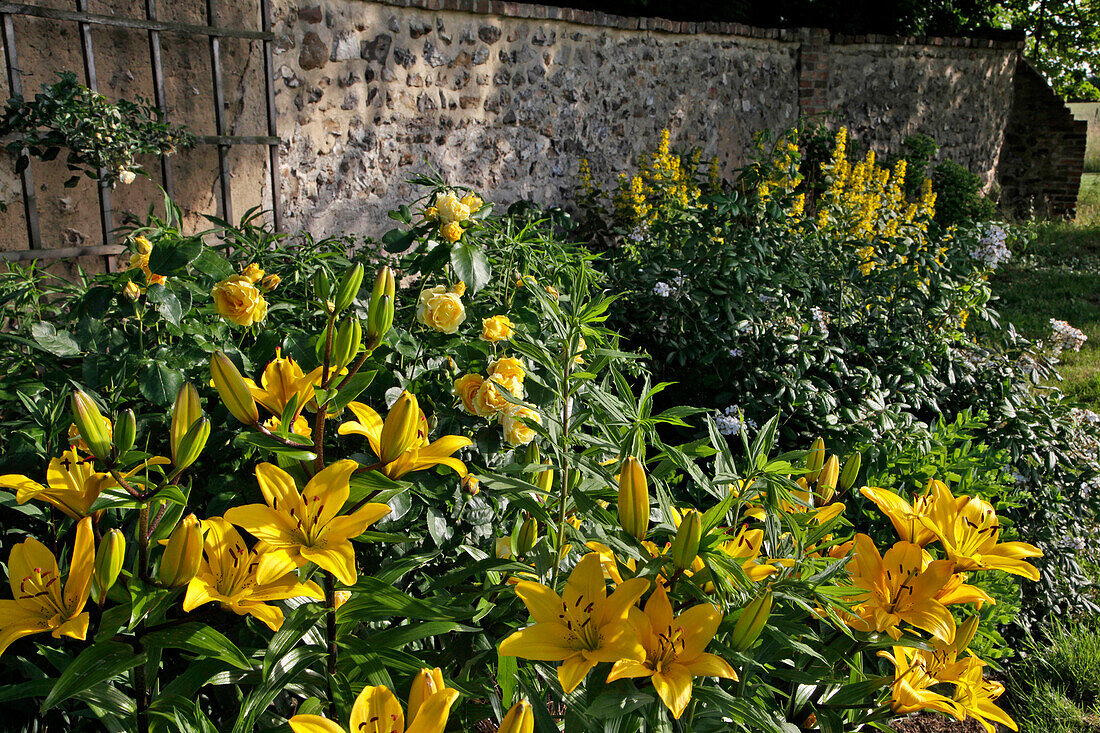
[0,0,283,265]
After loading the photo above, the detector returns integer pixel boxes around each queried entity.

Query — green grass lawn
[990,173,1100,409]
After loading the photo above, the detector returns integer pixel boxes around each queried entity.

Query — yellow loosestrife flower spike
[617,456,650,541]
[607,584,737,719]
[0,516,95,658]
[499,552,649,693]
[670,509,702,571]
[846,533,957,643]
[159,514,204,587]
[92,528,126,602]
[211,351,259,424]
[71,391,112,460]
[338,400,472,480]
[919,481,1043,580]
[497,701,534,733]
[171,383,202,463]
[289,679,458,733]
[223,460,390,586]
[0,449,115,519]
[183,517,323,631]
[380,392,421,464]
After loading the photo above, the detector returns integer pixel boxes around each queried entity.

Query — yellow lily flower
[0,516,94,658]
[860,483,941,547]
[246,348,320,417]
[223,460,391,586]
[846,534,957,643]
[951,659,1018,732]
[499,552,649,693]
[607,584,737,719]
[718,525,779,581]
[0,450,115,519]
[920,550,995,608]
[877,645,965,719]
[920,481,1042,580]
[289,679,458,733]
[746,480,845,525]
[338,400,472,479]
[183,517,324,631]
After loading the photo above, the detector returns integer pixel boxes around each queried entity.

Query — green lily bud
[210,351,259,425]
[731,590,773,651]
[816,455,839,505]
[158,514,203,587]
[366,293,394,348]
[523,442,541,468]
[170,383,202,464]
[838,451,862,492]
[71,391,112,461]
[617,456,650,541]
[174,416,210,471]
[113,409,136,455]
[516,515,538,556]
[670,509,702,571]
[806,437,825,482]
[92,528,126,603]
[333,263,365,313]
[379,392,419,464]
[332,317,362,370]
[313,269,332,304]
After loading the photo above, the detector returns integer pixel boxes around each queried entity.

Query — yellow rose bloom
[451,281,466,296]
[436,191,471,224]
[134,236,153,255]
[416,285,466,334]
[147,272,167,286]
[260,274,281,292]
[472,379,509,418]
[123,281,142,300]
[481,315,515,342]
[460,192,483,212]
[441,221,463,243]
[212,275,268,327]
[241,263,265,283]
[128,252,149,272]
[489,356,526,382]
[453,374,485,414]
[425,205,439,221]
[491,373,524,400]
[502,404,541,446]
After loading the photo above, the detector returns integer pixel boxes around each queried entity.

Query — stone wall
[1068,102,1100,171]
[998,60,1087,218]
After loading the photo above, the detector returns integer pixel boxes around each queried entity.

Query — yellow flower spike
[859,484,940,547]
[224,461,390,586]
[617,456,650,541]
[499,552,649,693]
[210,351,259,425]
[920,481,1043,580]
[0,516,95,658]
[846,534,957,643]
[0,449,116,519]
[183,518,323,632]
[379,392,421,464]
[290,680,458,733]
[497,700,534,733]
[159,514,204,587]
[607,584,736,719]
[408,667,447,726]
[339,400,472,479]
[92,528,126,602]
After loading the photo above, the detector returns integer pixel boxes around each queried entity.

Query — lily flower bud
[379,392,419,464]
[670,509,702,571]
[158,514,203,587]
[333,263,365,313]
[534,463,554,494]
[516,516,538,556]
[408,668,446,726]
[617,456,650,541]
[332,317,362,370]
[171,383,202,464]
[210,351,259,425]
[367,267,396,347]
[806,437,825,482]
[731,590,773,651]
[71,391,112,461]
[498,701,535,733]
[816,455,839,505]
[954,615,980,653]
[113,409,136,455]
[174,417,210,471]
[313,269,332,304]
[93,528,126,603]
[523,442,541,467]
[838,451,862,492]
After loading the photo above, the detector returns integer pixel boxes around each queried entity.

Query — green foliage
[1008,620,1100,732]
[931,159,998,229]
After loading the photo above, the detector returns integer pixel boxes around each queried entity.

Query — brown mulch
[889,714,995,733]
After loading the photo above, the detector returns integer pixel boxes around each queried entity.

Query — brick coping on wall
[367,0,1026,49]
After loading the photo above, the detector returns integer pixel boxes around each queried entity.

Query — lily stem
[137,503,150,581]
[324,573,338,713]
[314,313,336,474]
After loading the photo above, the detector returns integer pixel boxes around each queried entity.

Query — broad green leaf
[41,640,144,711]
[30,321,80,357]
[142,622,252,670]
[149,237,203,274]
[140,362,185,407]
[449,241,491,293]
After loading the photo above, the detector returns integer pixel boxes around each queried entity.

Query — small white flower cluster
[811,307,831,335]
[653,281,672,297]
[1050,318,1088,353]
[715,405,757,436]
[1069,535,1088,551]
[1066,408,1100,465]
[1081,476,1100,498]
[969,224,1011,269]
[628,224,650,245]
[652,273,687,298]
[728,347,744,358]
